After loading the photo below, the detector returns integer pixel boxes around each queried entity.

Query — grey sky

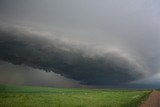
[0,0,160,88]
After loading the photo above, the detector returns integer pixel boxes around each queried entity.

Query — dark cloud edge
[0,26,144,86]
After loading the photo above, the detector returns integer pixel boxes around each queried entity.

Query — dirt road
[140,90,160,107]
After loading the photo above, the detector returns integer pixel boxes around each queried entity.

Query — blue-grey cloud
[0,26,144,86]
[0,0,160,87]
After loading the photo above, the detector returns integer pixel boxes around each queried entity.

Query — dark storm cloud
[0,0,160,87]
[0,26,144,86]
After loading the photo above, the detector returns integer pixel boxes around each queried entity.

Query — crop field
[0,84,150,107]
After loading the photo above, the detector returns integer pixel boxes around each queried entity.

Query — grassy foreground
[0,84,150,107]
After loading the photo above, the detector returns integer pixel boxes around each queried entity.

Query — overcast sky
[0,0,160,88]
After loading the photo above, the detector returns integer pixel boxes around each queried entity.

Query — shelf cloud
[0,26,147,86]
[0,0,160,87]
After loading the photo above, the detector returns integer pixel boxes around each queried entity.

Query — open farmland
[0,84,150,107]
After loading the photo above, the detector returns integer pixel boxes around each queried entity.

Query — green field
[0,84,150,107]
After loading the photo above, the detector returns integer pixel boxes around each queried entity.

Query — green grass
[0,84,150,107]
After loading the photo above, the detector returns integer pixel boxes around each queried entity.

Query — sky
[0,0,160,88]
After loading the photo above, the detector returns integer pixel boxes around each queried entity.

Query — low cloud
[0,26,146,86]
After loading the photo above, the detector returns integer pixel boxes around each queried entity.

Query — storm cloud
[0,26,145,86]
[0,0,160,87]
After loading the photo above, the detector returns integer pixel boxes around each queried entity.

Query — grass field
[0,84,150,107]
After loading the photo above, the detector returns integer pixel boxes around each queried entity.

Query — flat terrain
[0,84,150,107]
[140,90,160,107]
